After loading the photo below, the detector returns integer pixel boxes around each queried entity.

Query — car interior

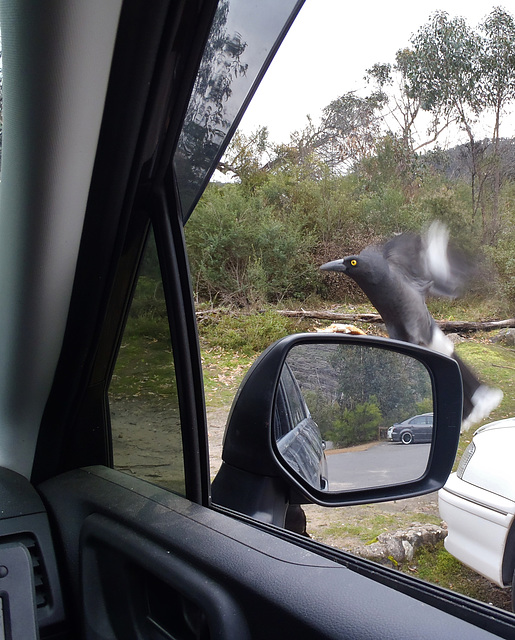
[0,1,514,639]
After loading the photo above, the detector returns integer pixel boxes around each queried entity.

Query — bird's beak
[320,259,346,272]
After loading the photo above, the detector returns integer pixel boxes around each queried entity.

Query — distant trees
[480,8,515,238]
[175,0,249,212]
[218,90,386,183]
[217,8,515,243]
[367,7,515,241]
[189,7,515,310]
[287,344,432,448]
[188,149,515,312]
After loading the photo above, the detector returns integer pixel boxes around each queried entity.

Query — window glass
[109,229,185,495]
[173,0,299,220]
[190,0,515,617]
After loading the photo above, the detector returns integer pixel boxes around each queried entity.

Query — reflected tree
[286,344,432,446]
[175,0,249,212]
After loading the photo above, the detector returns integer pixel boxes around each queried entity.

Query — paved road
[327,441,431,491]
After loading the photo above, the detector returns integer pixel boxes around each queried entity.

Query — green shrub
[326,398,382,448]
[186,184,321,304]
[184,153,512,311]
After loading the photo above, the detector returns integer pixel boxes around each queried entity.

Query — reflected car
[274,364,328,490]
[387,413,434,445]
[439,418,515,610]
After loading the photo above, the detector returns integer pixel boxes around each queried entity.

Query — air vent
[0,534,50,610]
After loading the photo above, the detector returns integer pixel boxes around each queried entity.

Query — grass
[197,306,316,406]
[455,341,515,419]
[314,509,441,546]
[201,346,255,408]
[110,318,178,401]
[452,339,515,469]
[305,503,513,612]
[198,308,312,355]
[406,543,512,611]
[426,295,510,322]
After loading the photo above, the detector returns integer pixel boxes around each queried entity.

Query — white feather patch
[425,221,450,285]
[428,325,454,357]
[461,385,504,432]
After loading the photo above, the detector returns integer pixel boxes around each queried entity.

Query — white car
[439,418,515,609]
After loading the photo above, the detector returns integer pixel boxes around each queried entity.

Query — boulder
[354,522,447,565]
[491,328,515,346]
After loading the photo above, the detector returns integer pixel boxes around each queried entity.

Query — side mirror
[212,334,462,527]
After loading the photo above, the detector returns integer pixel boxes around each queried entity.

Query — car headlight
[457,441,476,479]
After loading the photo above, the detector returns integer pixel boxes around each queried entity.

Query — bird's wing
[381,232,432,293]
[382,222,471,299]
[423,221,472,297]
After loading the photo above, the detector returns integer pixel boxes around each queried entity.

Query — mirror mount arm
[211,462,291,527]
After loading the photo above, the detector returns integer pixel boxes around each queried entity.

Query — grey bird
[320,222,502,431]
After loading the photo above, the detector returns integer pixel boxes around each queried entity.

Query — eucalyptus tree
[479,7,515,239]
[402,12,484,220]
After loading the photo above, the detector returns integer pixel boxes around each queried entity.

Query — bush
[184,153,511,311]
[326,398,383,448]
[186,184,321,304]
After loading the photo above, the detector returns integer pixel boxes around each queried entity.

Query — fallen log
[274,310,515,333]
[275,309,383,323]
[194,307,515,333]
[437,318,515,332]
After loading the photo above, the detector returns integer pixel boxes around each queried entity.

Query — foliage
[288,343,432,447]
[186,183,320,305]
[183,7,515,311]
[486,248,515,310]
[198,309,298,356]
[479,8,515,139]
[217,128,271,189]
[326,398,382,448]
[406,12,482,122]
[188,159,515,309]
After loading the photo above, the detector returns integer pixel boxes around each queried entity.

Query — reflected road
[327,441,431,491]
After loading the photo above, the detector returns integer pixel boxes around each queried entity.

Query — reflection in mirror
[173,0,300,219]
[274,343,433,492]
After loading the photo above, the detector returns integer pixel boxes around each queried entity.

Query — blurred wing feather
[382,222,471,299]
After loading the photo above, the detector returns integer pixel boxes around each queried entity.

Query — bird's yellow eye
[350,259,357,266]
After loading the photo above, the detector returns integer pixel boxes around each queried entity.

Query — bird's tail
[453,352,503,432]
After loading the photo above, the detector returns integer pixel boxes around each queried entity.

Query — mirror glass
[273,343,433,492]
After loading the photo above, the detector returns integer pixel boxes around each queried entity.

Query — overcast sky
[237,1,509,146]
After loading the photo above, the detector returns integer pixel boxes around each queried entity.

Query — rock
[491,328,515,346]
[354,522,447,565]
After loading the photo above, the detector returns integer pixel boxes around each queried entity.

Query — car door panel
[37,466,504,640]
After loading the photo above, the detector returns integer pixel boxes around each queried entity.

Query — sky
[236,0,509,146]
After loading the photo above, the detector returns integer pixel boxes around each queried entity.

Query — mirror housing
[212,334,462,526]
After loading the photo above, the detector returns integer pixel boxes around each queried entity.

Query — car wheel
[512,567,515,613]
[401,431,413,445]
